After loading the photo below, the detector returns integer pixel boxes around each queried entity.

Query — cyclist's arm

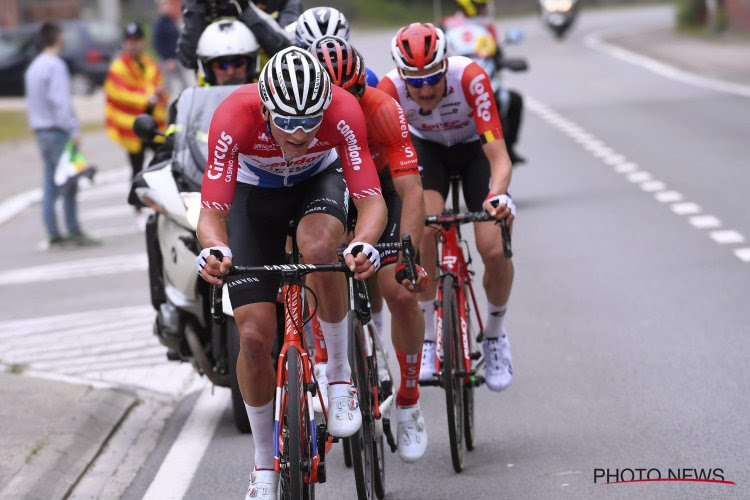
[461,61,512,199]
[376,76,400,104]
[393,174,424,251]
[276,0,303,28]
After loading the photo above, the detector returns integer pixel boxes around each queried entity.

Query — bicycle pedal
[470,351,481,360]
[317,460,326,484]
[306,382,317,395]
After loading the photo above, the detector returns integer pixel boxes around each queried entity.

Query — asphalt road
[4,5,748,500]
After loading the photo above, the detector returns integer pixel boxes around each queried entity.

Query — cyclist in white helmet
[197,47,387,499]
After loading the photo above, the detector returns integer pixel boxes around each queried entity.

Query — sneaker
[245,468,278,499]
[312,362,328,414]
[67,232,102,247]
[396,403,428,463]
[47,235,67,249]
[326,382,361,437]
[418,341,436,381]
[483,335,513,392]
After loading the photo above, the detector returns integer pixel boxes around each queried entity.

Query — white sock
[244,399,274,469]
[419,300,436,343]
[372,309,385,345]
[319,317,351,382]
[485,302,508,340]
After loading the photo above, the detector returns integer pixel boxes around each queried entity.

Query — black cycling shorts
[413,135,490,212]
[226,163,348,307]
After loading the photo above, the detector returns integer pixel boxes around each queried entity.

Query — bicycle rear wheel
[280,346,314,499]
[441,274,465,473]
[348,312,376,499]
[463,294,477,451]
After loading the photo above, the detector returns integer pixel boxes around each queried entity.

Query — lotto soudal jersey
[359,86,419,179]
[378,56,503,148]
[201,84,381,211]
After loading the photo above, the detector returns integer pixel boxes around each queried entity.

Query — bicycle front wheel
[441,274,465,473]
[280,346,314,499]
[348,311,376,499]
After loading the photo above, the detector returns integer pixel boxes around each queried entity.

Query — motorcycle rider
[291,6,380,87]
[177,0,299,71]
[310,35,430,463]
[197,47,387,498]
[442,0,526,164]
[379,23,516,393]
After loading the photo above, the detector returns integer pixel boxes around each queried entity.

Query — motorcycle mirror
[502,57,528,72]
[504,28,524,45]
[133,114,164,142]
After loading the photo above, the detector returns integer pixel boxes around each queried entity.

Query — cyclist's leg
[377,175,428,462]
[413,136,449,349]
[294,164,361,437]
[461,141,515,391]
[226,184,293,475]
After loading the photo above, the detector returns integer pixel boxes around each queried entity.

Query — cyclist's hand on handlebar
[395,263,428,293]
[343,241,381,280]
[483,193,516,223]
[196,246,233,286]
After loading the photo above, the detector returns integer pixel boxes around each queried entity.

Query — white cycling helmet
[294,7,350,47]
[258,46,333,116]
[196,20,260,85]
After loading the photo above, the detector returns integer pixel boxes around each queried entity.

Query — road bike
[211,234,416,498]
[420,176,512,473]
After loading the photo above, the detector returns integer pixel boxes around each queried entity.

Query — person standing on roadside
[154,0,189,98]
[104,22,168,180]
[25,22,99,248]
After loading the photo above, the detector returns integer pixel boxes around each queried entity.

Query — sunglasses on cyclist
[269,111,324,133]
[211,56,248,70]
[403,68,446,88]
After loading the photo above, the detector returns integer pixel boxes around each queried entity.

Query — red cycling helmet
[309,35,367,98]
[390,22,447,74]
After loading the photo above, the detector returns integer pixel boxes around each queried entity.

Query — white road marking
[142,385,227,500]
[671,202,702,215]
[0,253,147,286]
[733,248,750,262]
[0,306,195,396]
[641,181,666,192]
[710,230,745,244]
[689,215,722,229]
[527,95,748,264]
[584,33,750,99]
[655,191,683,203]
[627,171,652,183]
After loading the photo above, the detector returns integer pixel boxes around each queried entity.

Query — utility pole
[98,0,121,30]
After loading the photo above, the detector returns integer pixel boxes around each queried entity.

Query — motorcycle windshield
[173,85,241,189]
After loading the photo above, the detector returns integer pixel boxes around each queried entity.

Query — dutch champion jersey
[201,84,381,211]
[378,56,503,148]
[359,86,419,179]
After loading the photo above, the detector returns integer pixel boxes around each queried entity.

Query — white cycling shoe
[396,402,428,463]
[418,341,436,381]
[483,335,513,392]
[245,468,278,500]
[312,362,328,414]
[327,382,361,437]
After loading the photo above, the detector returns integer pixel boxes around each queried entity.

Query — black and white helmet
[258,47,333,116]
[294,7,350,47]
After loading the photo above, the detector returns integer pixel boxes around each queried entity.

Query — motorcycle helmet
[390,23,447,75]
[456,0,490,17]
[258,46,333,116]
[197,20,260,85]
[294,7,350,47]
[309,36,367,98]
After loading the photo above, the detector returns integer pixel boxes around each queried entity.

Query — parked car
[0,20,121,96]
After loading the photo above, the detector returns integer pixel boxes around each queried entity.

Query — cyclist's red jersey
[201,84,381,211]
[378,56,503,148]
[359,86,419,179]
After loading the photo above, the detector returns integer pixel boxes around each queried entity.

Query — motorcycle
[444,22,528,163]
[131,85,250,433]
[538,0,579,39]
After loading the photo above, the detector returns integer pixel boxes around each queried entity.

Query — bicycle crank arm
[378,394,394,417]
[418,378,443,387]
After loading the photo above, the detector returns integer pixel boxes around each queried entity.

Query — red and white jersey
[201,84,381,211]
[378,56,503,148]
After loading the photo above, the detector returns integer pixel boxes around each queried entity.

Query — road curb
[0,386,138,500]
